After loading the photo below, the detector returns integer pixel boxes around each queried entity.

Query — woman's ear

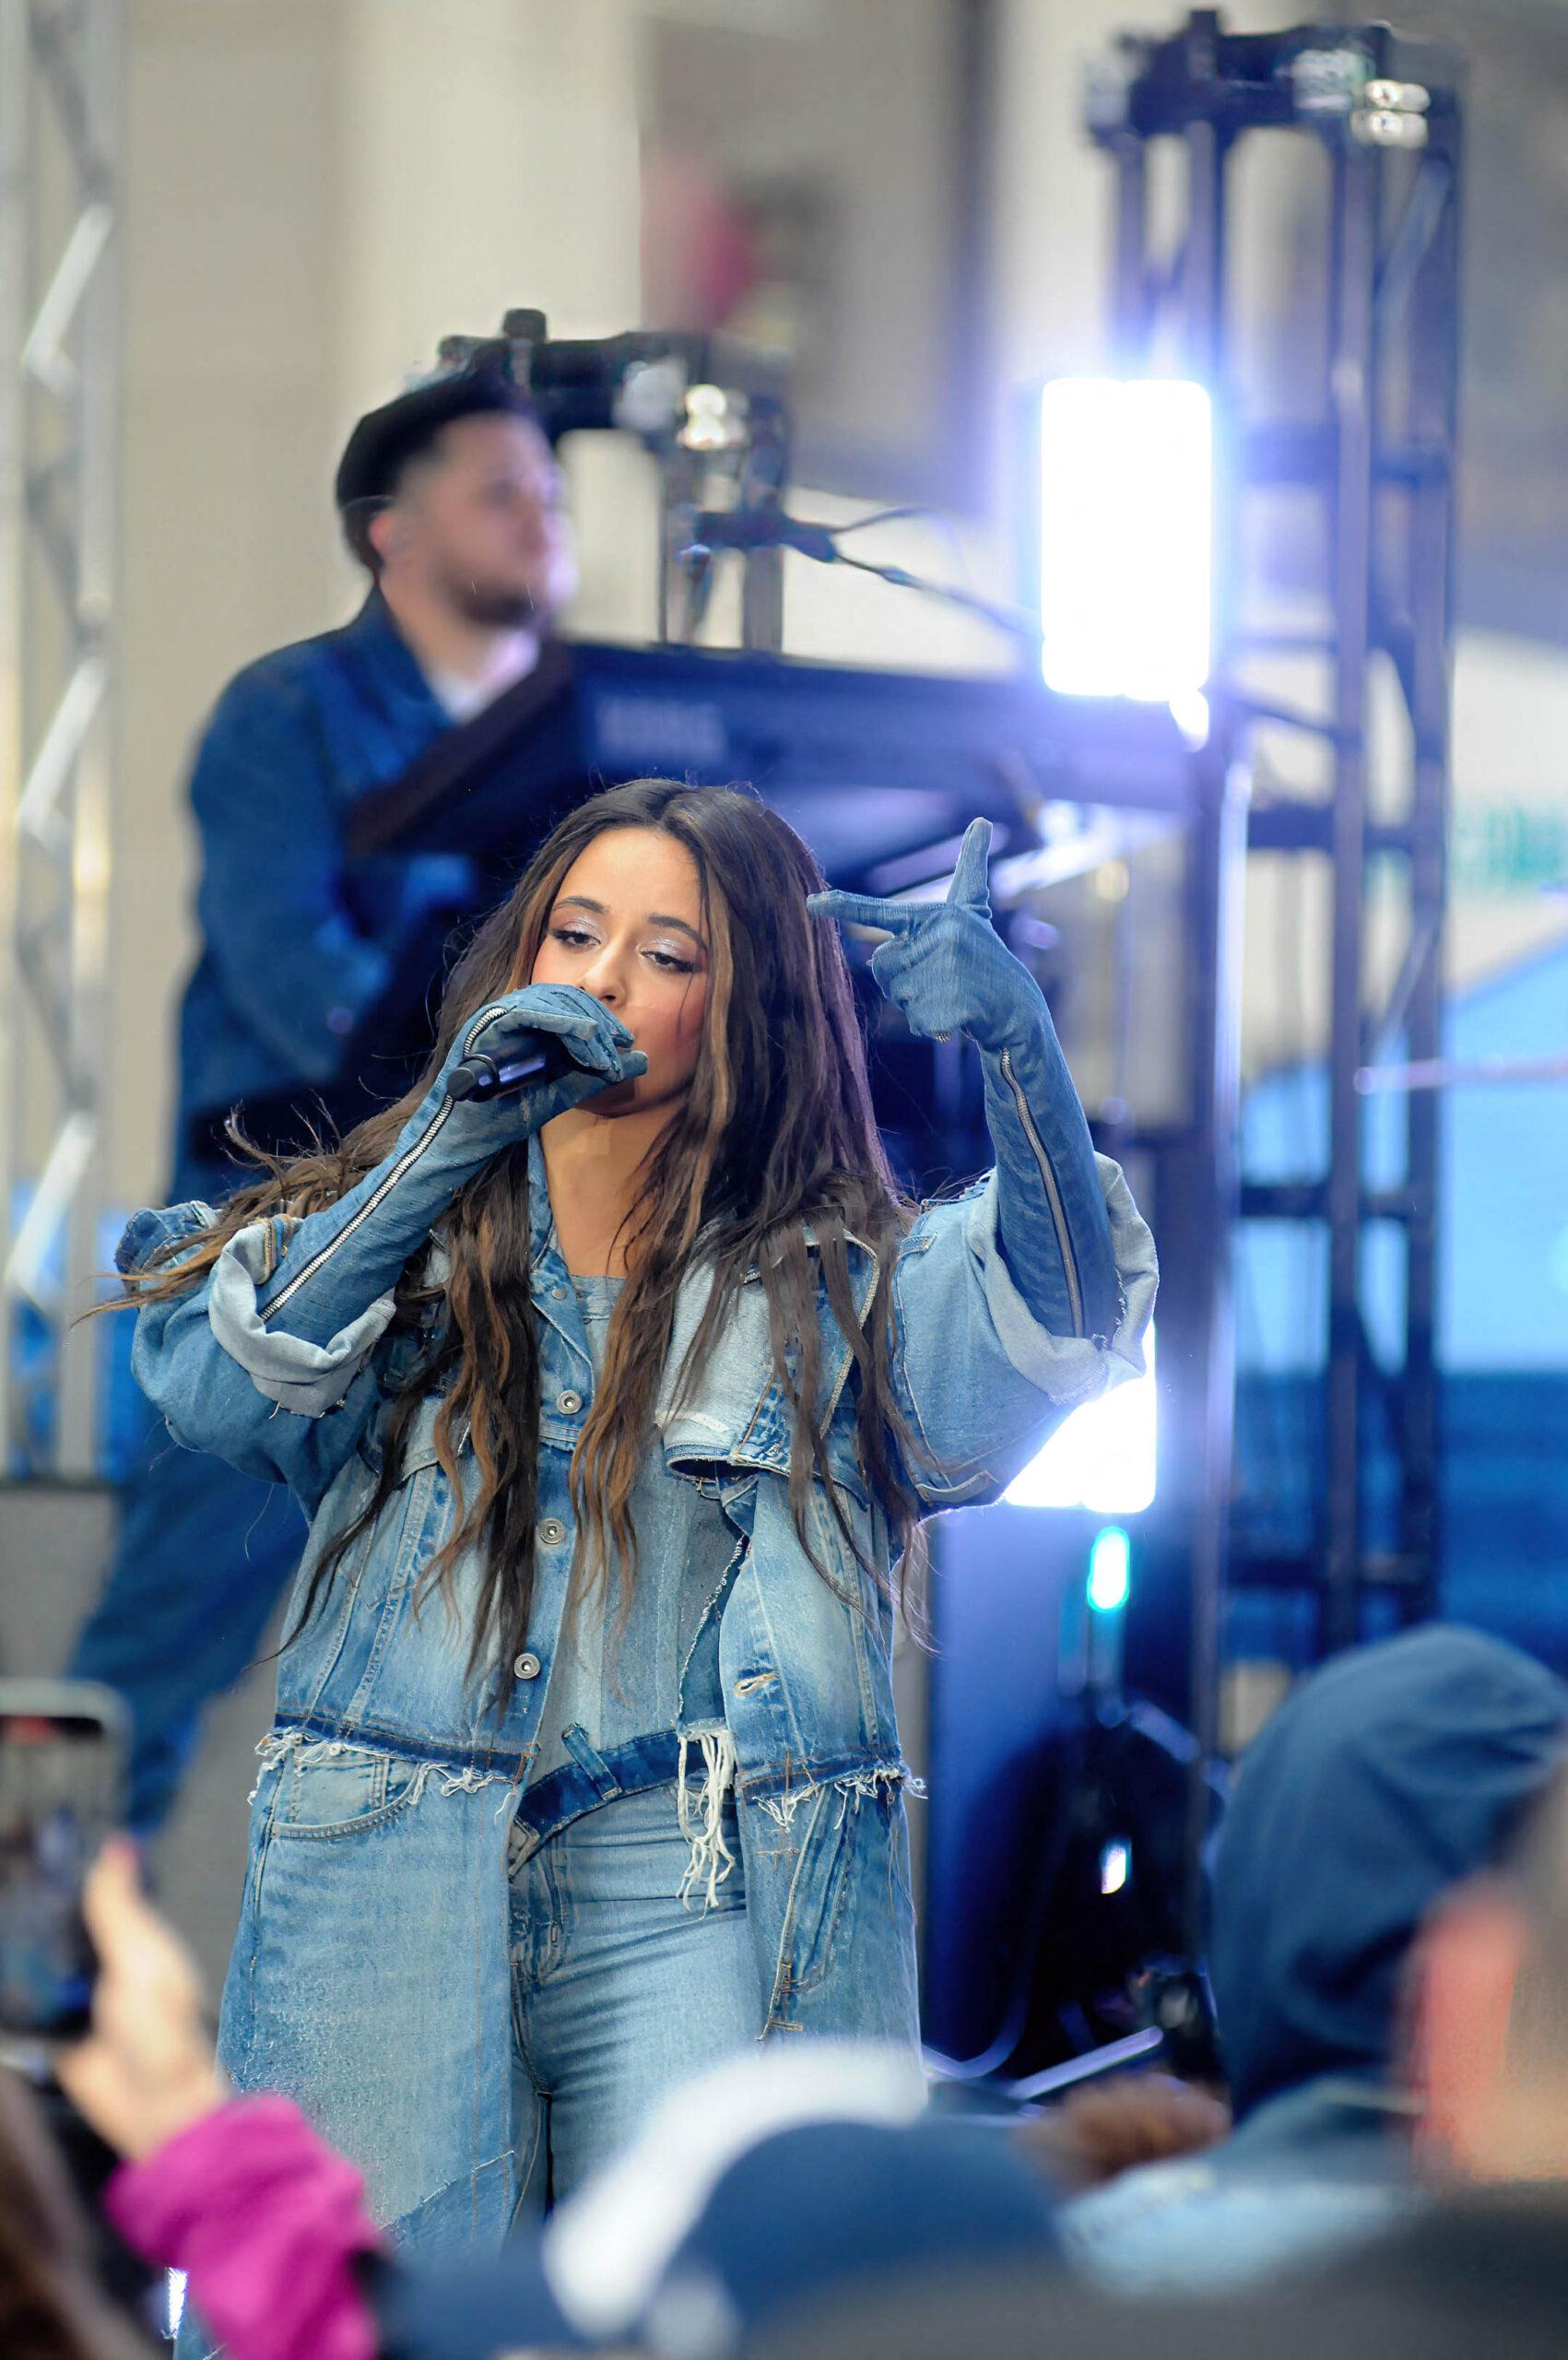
[1409,1880,1527,2181]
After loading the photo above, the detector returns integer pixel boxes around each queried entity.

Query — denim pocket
[765,1779,913,2026]
[273,1741,421,1839]
[770,1787,855,2006]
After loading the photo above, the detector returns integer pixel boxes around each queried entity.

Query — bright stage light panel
[1004,1325,1157,1515]
[1038,378,1212,702]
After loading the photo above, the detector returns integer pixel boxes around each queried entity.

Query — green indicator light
[1088,1524,1130,1612]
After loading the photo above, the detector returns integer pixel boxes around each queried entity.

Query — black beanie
[334,370,539,515]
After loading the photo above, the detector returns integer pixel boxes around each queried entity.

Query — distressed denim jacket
[123,1050,1155,2256]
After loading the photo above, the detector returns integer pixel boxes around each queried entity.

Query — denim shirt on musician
[173,592,477,1197]
[123,987,1157,2258]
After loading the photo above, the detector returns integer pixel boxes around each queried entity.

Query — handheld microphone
[442,1032,578,1103]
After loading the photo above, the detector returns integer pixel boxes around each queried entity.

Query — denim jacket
[124,1056,1155,2254]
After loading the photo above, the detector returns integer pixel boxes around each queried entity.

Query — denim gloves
[428,985,647,1165]
[247,985,643,1351]
[807,820,1043,1055]
[811,818,1119,1342]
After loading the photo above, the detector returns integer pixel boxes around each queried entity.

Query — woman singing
[118,780,1154,2266]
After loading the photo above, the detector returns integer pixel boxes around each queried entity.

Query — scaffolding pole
[0,0,124,1479]
[1089,11,1462,1767]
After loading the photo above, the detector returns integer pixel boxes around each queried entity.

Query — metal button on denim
[538,1517,567,1546]
[513,1651,542,1681]
[549,1284,568,1301]
[557,1389,583,1415]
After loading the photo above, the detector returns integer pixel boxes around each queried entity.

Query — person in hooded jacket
[1058,1624,1568,2294]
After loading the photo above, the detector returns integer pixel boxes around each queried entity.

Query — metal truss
[0,0,124,1477]
[1089,11,1462,1781]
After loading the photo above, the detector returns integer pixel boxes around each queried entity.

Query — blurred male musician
[72,371,579,1830]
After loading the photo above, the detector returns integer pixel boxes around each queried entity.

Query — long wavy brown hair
[125,780,931,1704]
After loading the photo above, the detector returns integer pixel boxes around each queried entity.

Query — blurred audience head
[335,370,576,626]
[1210,1626,1568,2121]
[1418,1755,1568,2181]
[0,2070,147,2360]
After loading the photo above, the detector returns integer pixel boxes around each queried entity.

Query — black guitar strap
[344,632,579,858]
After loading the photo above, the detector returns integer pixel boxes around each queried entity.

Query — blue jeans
[509,1781,758,2208]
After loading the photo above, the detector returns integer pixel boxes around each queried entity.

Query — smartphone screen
[0,1694,124,2042]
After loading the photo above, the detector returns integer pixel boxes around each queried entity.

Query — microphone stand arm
[678,510,1043,652]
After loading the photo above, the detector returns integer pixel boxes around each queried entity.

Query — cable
[830,550,1040,641]
[680,504,1032,642]
[829,504,936,536]
[829,502,977,591]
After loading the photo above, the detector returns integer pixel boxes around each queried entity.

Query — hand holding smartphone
[55,1840,225,2159]
[0,1678,225,2154]
[0,1681,128,2060]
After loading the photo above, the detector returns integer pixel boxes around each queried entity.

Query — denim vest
[124,1137,1156,2253]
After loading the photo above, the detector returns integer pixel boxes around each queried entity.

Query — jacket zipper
[998,1046,1085,1339]
[263,1090,458,1324]
[267,999,535,1323]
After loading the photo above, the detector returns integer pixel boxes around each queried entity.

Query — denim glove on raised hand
[241,984,645,1351]
[809,818,1118,1340]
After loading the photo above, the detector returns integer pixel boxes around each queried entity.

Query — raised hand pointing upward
[808,818,1040,1054]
